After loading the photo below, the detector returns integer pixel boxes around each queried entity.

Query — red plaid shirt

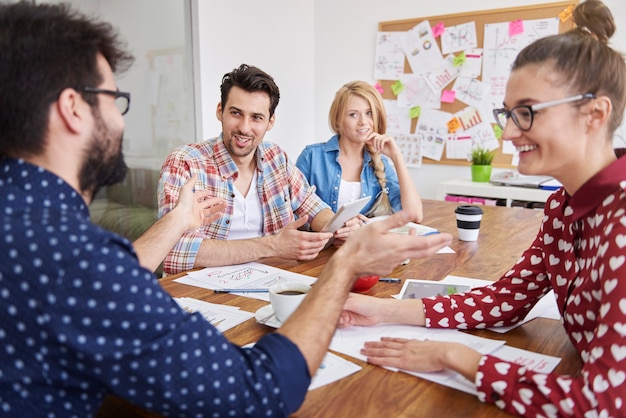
[158,136,329,274]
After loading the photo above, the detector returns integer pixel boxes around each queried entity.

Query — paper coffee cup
[455,205,483,241]
[269,282,311,323]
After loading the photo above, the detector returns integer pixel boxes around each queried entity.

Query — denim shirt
[296,135,402,213]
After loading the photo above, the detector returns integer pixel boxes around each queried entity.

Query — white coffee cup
[269,282,311,323]
[455,205,483,241]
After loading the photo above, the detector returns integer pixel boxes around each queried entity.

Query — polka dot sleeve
[0,159,311,417]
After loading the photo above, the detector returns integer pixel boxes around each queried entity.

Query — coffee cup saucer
[255,304,282,328]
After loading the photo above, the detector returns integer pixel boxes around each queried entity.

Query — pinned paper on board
[374,32,406,80]
[441,21,477,54]
[375,3,577,168]
[393,133,423,167]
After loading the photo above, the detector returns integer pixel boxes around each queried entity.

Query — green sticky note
[493,124,503,139]
[391,80,405,96]
[453,52,466,67]
[410,106,421,119]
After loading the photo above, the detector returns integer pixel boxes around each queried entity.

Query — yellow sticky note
[493,124,503,139]
[453,52,466,67]
[391,80,404,96]
[559,5,574,22]
[447,117,461,133]
[410,106,421,119]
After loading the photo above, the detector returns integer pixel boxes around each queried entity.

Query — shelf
[436,179,554,208]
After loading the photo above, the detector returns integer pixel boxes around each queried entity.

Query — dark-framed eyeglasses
[492,93,596,132]
[82,86,131,115]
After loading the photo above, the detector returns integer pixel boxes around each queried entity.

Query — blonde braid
[364,144,393,217]
[366,144,387,189]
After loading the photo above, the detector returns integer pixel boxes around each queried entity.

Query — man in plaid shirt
[158,64,362,274]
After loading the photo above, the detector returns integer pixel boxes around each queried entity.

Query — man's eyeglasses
[492,93,596,132]
[83,87,131,115]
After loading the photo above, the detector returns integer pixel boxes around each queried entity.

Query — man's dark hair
[220,64,281,117]
[0,2,134,158]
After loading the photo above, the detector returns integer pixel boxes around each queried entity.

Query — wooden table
[97,200,581,418]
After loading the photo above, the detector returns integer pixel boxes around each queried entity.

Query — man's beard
[78,108,127,198]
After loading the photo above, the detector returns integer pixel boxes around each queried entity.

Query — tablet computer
[321,196,370,233]
[399,279,470,300]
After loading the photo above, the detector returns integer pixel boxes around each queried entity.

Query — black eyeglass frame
[82,86,131,115]
[492,93,596,132]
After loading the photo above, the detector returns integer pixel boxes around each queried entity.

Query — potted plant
[469,146,494,182]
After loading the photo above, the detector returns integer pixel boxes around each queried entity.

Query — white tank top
[337,179,362,209]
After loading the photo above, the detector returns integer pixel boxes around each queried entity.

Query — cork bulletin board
[377,1,578,168]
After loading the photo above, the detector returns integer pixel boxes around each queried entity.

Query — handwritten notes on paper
[175,262,316,302]
[482,18,559,108]
[174,297,254,332]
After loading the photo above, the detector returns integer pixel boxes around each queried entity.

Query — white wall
[194,0,626,199]
[194,1,315,160]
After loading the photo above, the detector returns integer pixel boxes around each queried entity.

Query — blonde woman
[296,81,423,226]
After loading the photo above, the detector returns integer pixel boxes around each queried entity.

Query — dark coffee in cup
[277,290,306,295]
[269,282,312,323]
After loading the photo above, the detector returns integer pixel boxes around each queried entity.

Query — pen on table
[214,288,269,293]
[379,278,402,283]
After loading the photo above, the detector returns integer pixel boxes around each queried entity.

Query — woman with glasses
[338,1,626,416]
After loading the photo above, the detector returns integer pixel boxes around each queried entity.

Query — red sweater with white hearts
[423,156,626,417]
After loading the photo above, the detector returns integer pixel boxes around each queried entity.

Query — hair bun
[573,0,615,44]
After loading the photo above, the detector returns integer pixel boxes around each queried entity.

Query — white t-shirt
[228,171,263,240]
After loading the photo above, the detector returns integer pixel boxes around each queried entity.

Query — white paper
[465,120,500,151]
[482,18,559,108]
[402,20,444,76]
[446,133,473,160]
[384,99,412,134]
[374,32,406,80]
[441,21,478,55]
[392,133,422,167]
[424,54,461,93]
[452,77,492,117]
[409,344,561,396]
[330,323,505,395]
[452,106,485,132]
[243,343,361,391]
[174,297,254,332]
[330,323,505,363]
[415,108,451,161]
[459,48,483,78]
[309,352,362,391]
[396,74,439,109]
[175,262,317,302]
[489,344,561,374]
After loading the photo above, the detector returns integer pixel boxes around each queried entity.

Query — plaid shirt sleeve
[158,142,232,275]
[259,144,329,235]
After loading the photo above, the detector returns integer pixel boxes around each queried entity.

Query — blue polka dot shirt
[0,159,310,417]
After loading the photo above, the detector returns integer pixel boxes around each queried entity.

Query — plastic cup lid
[455,205,483,215]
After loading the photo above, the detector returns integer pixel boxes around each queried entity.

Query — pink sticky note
[432,22,445,38]
[374,82,384,95]
[509,19,524,37]
[441,90,456,103]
